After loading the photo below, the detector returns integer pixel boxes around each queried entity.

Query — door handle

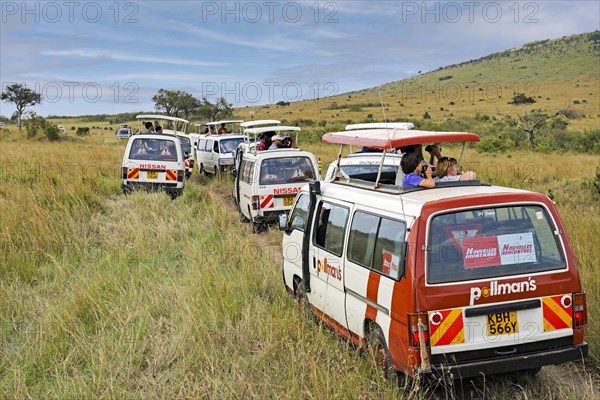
[312,257,316,269]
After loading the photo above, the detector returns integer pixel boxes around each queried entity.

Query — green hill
[252,31,600,132]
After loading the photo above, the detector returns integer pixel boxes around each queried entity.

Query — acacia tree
[197,97,233,121]
[509,93,559,148]
[152,89,200,119]
[1,83,42,130]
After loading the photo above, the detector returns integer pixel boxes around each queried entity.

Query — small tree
[1,83,42,130]
[509,93,558,148]
[152,89,200,119]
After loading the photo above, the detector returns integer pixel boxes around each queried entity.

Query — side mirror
[184,152,190,159]
[278,213,289,231]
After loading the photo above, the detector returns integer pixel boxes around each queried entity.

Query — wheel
[366,325,398,382]
[185,171,191,179]
[251,221,262,234]
[214,165,220,177]
[200,163,208,176]
[295,281,314,323]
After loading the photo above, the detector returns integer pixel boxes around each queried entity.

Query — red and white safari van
[280,129,588,382]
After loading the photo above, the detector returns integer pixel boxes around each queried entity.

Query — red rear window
[427,205,566,284]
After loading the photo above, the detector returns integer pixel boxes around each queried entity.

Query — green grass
[0,126,599,398]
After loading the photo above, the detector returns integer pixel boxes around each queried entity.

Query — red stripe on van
[365,271,381,322]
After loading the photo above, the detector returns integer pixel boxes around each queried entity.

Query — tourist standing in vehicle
[218,123,228,134]
[155,125,163,134]
[143,122,154,133]
[257,131,276,151]
[435,157,477,182]
[401,152,435,188]
[268,135,284,150]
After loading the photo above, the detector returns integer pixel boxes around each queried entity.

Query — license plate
[147,171,158,179]
[487,311,518,336]
[283,196,295,206]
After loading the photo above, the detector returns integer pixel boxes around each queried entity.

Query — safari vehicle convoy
[120,115,191,198]
[233,124,321,233]
[194,120,246,176]
[279,128,588,383]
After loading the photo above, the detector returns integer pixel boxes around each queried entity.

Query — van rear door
[420,197,581,361]
[257,154,319,213]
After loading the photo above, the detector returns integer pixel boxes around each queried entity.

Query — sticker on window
[382,251,400,278]
[498,232,537,265]
[462,236,501,269]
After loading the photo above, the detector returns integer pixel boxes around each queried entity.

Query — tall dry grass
[0,127,598,399]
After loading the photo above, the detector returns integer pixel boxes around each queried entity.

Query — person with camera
[400,152,435,188]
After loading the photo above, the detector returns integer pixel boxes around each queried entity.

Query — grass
[0,126,599,398]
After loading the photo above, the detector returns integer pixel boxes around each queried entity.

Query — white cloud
[40,49,224,68]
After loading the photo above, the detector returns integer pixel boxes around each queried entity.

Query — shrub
[44,125,61,141]
[76,127,90,136]
[25,113,47,138]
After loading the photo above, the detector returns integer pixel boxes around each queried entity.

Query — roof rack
[344,122,414,131]
[323,129,480,190]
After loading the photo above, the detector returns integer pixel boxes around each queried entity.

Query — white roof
[136,114,189,124]
[240,119,281,128]
[322,129,479,149]
[345,122,414,130]
[244,126,301,135]
[309,181,533,220]
[206,120,244,126]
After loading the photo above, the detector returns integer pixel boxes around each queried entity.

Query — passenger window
[213,141,219,153]
[205,140,213,152]
[290,194,310,231]
[198,139,206,151]
[314,202,349,256]
[347,211,406,280]
[348,212,379,268]
[373,218,406,280]
[240,159,247,182]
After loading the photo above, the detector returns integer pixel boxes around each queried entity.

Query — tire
[251,221,262,234]
[366,325,398,382]
[214,165,220,177]
[200,163,208,176]
[185,171,191,179]
[295,281,314,323]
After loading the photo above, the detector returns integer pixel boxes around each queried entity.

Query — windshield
[427,205,565,284]
[338,165,397,184]
[220,138,244,153]
[129,138,179,162]
[259,157,316,185]
[117,129,130,135]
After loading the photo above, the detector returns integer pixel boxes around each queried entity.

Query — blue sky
[1,0,598,117]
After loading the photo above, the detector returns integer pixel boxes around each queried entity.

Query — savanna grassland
[0,122,599,399]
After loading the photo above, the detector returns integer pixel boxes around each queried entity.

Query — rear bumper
[122,182,183,196]
[255,210,286,223]
[430,342,588,379]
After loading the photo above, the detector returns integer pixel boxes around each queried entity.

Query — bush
[44,125,61,141]
[474,136,511,153]
[76,127,90,136]
[24,113,48,138]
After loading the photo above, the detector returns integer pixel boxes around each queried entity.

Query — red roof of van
[322,129,480,149]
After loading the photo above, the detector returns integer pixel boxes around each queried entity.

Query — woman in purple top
[401,152,435,188]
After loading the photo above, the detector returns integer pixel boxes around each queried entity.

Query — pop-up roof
[322,129,480,149]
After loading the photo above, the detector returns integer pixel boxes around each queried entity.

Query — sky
[1,0,599,117]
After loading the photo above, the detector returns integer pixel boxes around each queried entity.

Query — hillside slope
[252,32,600,130]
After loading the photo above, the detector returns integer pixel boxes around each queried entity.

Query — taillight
[408,312,430,348]
[251,195,260,210]
[573,292,587,328]
[121,167,127,179]
[189,160,194,168]
[177,170,185,182]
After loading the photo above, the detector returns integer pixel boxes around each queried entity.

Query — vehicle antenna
[378,87,388,125]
